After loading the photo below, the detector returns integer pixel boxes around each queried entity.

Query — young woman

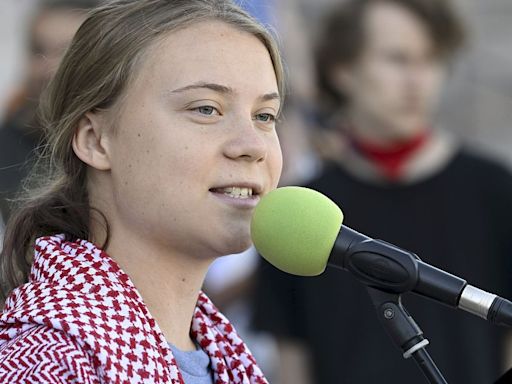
[0,1,284,383]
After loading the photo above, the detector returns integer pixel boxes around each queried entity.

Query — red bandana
[352,131,430,181]
[0,235,267,383]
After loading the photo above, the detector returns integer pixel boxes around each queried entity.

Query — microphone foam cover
[251,186,343,276]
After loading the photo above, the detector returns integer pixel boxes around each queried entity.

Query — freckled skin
[97,21,282,260]
[71,21,283,351]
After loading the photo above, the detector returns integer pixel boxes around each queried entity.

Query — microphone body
[330,225,510,326]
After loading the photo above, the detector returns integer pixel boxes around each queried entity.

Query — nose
[223,118,268,163]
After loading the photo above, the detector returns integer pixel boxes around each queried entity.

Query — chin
[229,237,253,255]
[217,231,253,256]
[388,120,425,140]
[206,216,255,256]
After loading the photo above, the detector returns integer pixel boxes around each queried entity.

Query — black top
[252,149,512,384]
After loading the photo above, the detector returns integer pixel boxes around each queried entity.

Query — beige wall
[442,0,512,163]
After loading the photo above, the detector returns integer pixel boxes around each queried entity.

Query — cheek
[355,76,395,115]
[111,130,180,197]
[110,146,156,212]
[355,65,398,107]
[369,58,409,93]
[422,70,444,100]
[268,136,283,187]
[110,139,200,231]
[373,71,402,101]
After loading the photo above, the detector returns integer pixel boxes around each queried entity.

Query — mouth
[209,184,262,199]
[208,184,263,207]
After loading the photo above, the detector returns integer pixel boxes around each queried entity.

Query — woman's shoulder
[0,324,100,384]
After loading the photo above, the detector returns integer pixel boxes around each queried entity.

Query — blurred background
[2,0,512,161]
[1,0,512,383]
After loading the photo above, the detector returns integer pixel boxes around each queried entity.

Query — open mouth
[209,186,256,199]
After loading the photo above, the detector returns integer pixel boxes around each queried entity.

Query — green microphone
[250,186,344,276]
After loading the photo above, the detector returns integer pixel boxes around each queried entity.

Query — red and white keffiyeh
[0,235,267,384]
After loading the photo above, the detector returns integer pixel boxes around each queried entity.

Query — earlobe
[72,112,112,171]
[331,66,354,95]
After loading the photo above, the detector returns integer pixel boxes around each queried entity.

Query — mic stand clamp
[366,287,448,384]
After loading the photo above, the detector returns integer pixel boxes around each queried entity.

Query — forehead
[363,2,433,52]
[134,20,278,96]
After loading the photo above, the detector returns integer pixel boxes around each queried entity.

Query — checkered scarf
[0,235,267,384]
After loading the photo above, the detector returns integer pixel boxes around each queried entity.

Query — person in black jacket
[252,1,512,383]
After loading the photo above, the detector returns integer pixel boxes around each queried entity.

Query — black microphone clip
[329,225,512,328]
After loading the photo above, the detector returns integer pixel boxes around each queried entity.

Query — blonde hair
[1,0,285,300]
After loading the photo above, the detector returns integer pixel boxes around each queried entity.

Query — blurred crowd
[2,0,512,383]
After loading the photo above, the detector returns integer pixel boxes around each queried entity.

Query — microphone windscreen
[251,186,343,276]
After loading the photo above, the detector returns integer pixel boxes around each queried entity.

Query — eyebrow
[169,82,281,103]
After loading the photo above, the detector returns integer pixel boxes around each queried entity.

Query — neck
[94,223,211,351]
[346,114,431,181]
[347,111,426,148]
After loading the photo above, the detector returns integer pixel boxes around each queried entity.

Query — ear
[72,111,112,171]
[330,65,356,96]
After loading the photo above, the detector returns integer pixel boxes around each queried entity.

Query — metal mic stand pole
[366,287,447,384]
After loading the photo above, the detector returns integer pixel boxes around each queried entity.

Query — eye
[192,105,220,116]
[255,113,276,123]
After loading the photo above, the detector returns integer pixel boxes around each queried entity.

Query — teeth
[220,187,253,199]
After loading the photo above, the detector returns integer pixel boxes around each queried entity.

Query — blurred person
[0,0,285,382]
[0,0,99,223]
[252,0,512,383]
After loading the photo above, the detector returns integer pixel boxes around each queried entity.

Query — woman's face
[104,21,282,258]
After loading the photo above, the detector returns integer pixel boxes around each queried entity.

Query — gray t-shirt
[168,343,213,384]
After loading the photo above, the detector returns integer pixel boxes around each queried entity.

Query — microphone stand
[366,287,448,384]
